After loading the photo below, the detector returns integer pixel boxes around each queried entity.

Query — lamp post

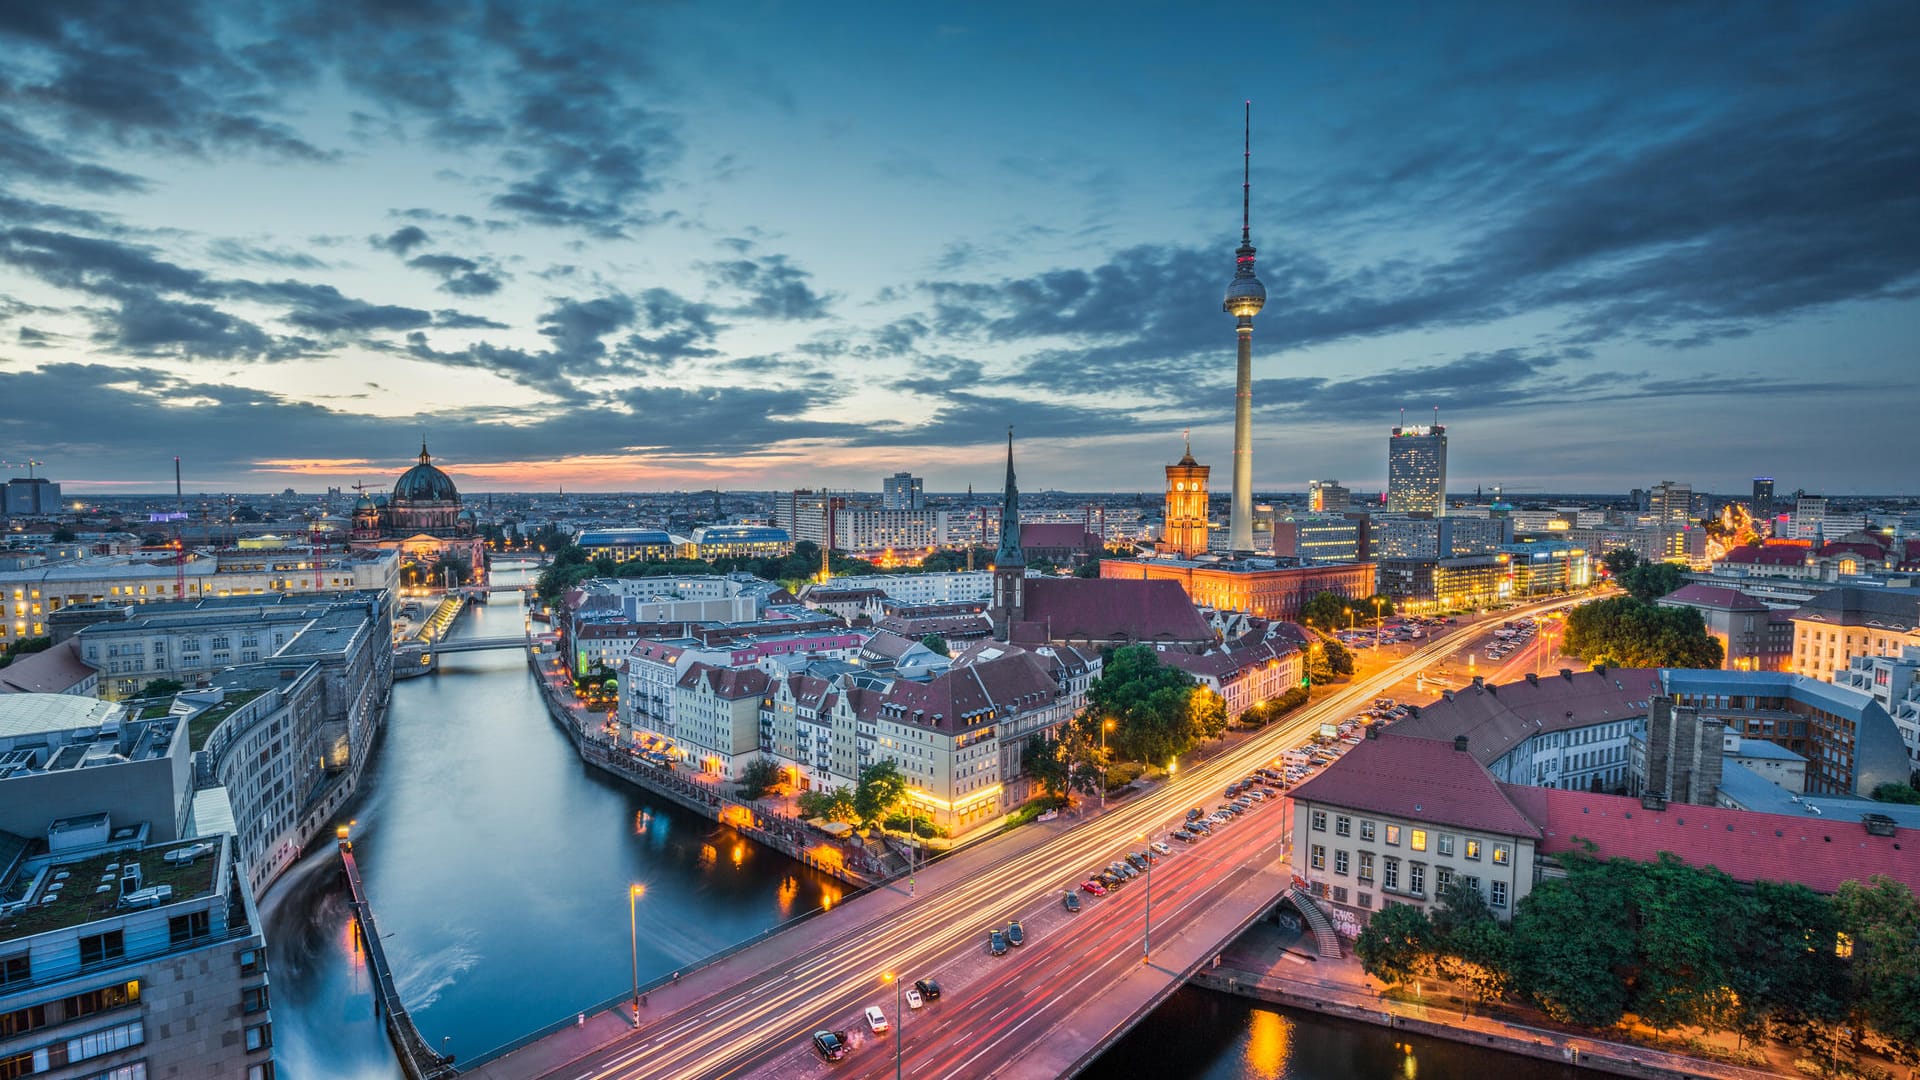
[883,971,904,1080]
[627,884,645,1023]
[1136,832,1155,961]
[1373,596,1386,651]
[1100,718,1116,810]
[906,796,918,897]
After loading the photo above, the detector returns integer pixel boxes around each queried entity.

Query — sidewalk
[1201,920,1784,1080]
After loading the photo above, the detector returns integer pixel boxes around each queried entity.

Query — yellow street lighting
[628,884,646,1022]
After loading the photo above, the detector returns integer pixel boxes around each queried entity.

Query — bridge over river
[452,628,1481,1080]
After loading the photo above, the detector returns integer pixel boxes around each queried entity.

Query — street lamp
[628,884,645,1023]
[1137,832,1153,961]
[1100,718,1116,810]
[882,971,904,1080]
[1372,596,1386,651]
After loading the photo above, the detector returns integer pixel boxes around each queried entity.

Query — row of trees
[535,539,1014,603]
[1601,550,1690,602]
[1298,591,1398,633]
[790,760,912,828]
[1356,850,1920,1061]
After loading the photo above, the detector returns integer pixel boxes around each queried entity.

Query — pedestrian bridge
[396,635,533,657]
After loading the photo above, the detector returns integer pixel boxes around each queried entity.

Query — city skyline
[2,3,1917,495]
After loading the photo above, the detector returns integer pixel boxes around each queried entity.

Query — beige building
[1291,732,1540,919]
[1790,586,1920,683]
[673,663,772,779]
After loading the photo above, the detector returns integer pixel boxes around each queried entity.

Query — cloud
[705,254,835,320]
[374,226,431,255]
[0,116,147,193]
[405,253,504,296]
[431,309,508,330]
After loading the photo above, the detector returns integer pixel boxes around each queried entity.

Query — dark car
[1100,870,1126,889]
[988,929,1008,956]
[812,1030,850,1062]
[1007,919,1025,946]
[1172,828,1196,843]
[1186,807,1206,822]
[1063,890,1082,912]
[1126,852,1148,871]
[915,978,942,1001]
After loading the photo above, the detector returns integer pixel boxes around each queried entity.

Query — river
[262,565,1573,1079]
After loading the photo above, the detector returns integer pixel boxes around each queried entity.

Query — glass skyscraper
[1387,425,1448,516]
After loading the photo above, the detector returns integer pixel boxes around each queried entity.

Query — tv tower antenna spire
[1222,101,1266,556]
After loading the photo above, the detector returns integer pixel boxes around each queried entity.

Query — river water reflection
[263,566,1571,1080]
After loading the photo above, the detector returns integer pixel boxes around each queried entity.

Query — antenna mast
[174,457,186,601]
[1241,100,1252,246]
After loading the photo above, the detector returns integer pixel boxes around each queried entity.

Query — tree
[1307,638,1355,683]
[1628,853,1742,1034]
[1355,902,1436,988]
[1730,881,1847,1039]
[1511,853,1636,1027]
[1298,591,1355,632]
[797,786,858,823]
[138,678,186,698]
[919,634,950,658]
[853,759,910,825]
[50,526,78,543]
[1602,549,1640,579]
[1188,687,1229,741]
[1620,560,1688,602]
[1871,781,1920,805]
[1431,876,1495,936]
[1361,593,1397,620]
[737,758,784,801]
[1022,734,1070,800]
[1833,876,1920,1052]
[1562,595,1724,669]
[1085,645,1207,764]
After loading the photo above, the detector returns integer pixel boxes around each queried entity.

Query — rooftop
[186,689,267,752]
[1392,667,1662,769]
[0,694,120,740]
[0,836,223,941]
[1289,733,1543,839]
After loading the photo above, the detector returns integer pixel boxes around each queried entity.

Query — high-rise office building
[882,472,925,511]
[1649,480,1693,525]
[1309,480,1350,513]
[2,477,60,516]
[1386,425,1448,516]
[1751,477,1774,520]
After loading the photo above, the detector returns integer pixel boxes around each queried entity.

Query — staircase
[1287,886,1343,959]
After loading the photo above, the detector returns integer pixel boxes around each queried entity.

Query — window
[0,1050,35,1080]
[245,1021,273,1051]
[1335,815,1351,837]
[1385,825,1401,846]
[1409,863,1426,896]
[1464,875,1481,896]
[1383,857,1400,891]
[1437,834,1454,857]
[0,953,26,988]
[0,1003,47,1037]
[1309,844,1325,870]
[1335,850,1350,875]
[1358,892,1372,909]
[1492,844,1510,866]
[248,1065,275,1080]
[169,910,211,946]
[1491,880,1509,907]
[1332,886,1348,903]
[1464,839,1481,861]
[1410,829,1427,852]
[1358,851,1374,884]
[239,948,265,975]
[1359,820,1376,842]
[1310,810,1327,832]
[79,930,125,966]
[61,982,138,1024]
[243,984,270,1014]
[68,1018,144,1062]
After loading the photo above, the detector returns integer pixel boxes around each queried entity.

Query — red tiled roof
[677,661,770,698]
[1391,668,1661,769]
[882,649,1065,733]
[1501,785,1920,895]
[1719,545,1808,566]
[1019,523,1101,552]
[1160,639,1298,681]
[1017,578,1213,644]
[0,640,95,695]
[1288,734,1542,839]
[1660,583,1766,611]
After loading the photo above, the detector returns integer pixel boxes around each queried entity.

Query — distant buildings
[348,442,489,582]
[882,472,925,511]
[1272,513,1364,566]
[1751,477,1774,520]
[1371,515,1511,561]
[685,525,792,561]
[575,528,676,562]
[1657,583,1794,671]
[1161,441,1211,559]
[1101,556,1374,624]
[1308,480,1350,513]
[1386,425,1447,516]
[1790,586,1920,683]
[1648,479,1693,525]
[2,476,60,516]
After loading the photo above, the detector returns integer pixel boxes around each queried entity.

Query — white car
[1150,841,1172,856]
[905,988,925,1010]
[865,1005,888,1032]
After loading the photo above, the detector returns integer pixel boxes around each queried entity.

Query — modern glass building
[1386,425,1447,516]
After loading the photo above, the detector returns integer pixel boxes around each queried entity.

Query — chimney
[1366,724,1380,739]
[1641,792,1669,812]
[1560,668,1574,681]
[1485,682,1498,696]
[1471,675,1484,688]
[1453,735,1469,752]
[1863,814,1897,838]
[1593,663,1607,677]
[1525,672,1539,686]
[1442,690,1455,701]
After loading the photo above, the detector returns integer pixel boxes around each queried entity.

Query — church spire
[419,438,431,464]
[995,427,1025,567]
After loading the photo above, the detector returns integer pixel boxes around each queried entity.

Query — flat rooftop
[186,689,267,752]
[0,836,222,941]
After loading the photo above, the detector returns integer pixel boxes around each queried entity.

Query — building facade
[1162,443,1210,559]
[1386,425,1447,516]
[1790,586,1920,683]
[882,473,925,511]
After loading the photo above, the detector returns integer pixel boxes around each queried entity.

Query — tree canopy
[1084,645,1225,764]
[1562,595,1723,668]
[1619,560,1689,602]
[1298,591,1359,631]
[853,759,909,824]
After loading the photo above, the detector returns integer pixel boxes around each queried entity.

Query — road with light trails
[511,594,1590,1080]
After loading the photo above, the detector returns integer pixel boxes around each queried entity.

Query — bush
[1104,761,1146,791]
[882,813,946,839]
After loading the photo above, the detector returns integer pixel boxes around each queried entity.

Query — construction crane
[173,458,187,601]
[0,458,44,478]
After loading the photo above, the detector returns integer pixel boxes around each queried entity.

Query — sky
[1,2,1916,498]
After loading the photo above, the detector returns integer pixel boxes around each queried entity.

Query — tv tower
[1223,101,1267,555]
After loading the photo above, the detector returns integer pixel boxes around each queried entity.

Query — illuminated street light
[1137,831,1154,961]
[628,884,645,1023]
[881,971,903,1080]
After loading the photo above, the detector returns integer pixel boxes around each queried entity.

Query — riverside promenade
[338,836,458,1080]
[1197,919,1783,1080]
